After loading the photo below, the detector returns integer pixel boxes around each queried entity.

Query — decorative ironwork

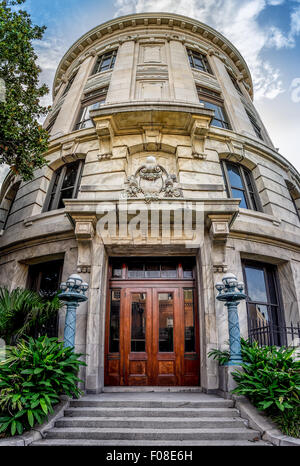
[248,319,300,348]
[122,156,183,203]
[215,273,246,365]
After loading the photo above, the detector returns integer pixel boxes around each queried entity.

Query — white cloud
[114,0,299,101]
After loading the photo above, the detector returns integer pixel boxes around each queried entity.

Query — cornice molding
[52,12,253,99]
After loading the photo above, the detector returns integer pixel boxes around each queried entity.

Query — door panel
[125,290,152,386]
[153,289,179,385]
[105,283,199,386]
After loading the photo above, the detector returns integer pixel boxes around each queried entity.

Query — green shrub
[0,336,86,436]
[208,339,300,438]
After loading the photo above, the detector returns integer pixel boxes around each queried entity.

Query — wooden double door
[105,277,200,386]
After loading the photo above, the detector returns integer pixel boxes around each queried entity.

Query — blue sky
[1,0,299,182]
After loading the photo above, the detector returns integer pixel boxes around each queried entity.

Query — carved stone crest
[122,156,183,203]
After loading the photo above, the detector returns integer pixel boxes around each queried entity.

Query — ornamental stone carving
[122,156,183,203]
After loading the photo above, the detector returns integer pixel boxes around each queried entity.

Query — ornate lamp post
[215,273,246,365]
[59,274,89,348]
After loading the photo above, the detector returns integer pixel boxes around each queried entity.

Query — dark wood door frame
[105,279,200,386]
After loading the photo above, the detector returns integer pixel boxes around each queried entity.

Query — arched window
[43,160,84,212]
[0,181,21,231]
[221,161,262,211]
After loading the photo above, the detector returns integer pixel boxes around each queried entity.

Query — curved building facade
[0,13,300,393]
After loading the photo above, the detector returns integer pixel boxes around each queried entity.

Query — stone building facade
[0,13,300,393]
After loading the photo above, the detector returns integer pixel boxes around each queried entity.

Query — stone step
[46,427,261,441]
[55,416,246,429]
[70,399,234,409]
[32,438,270,446]
[64,406,240,418]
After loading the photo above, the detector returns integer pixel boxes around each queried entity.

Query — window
[110,258,195,280]
[0,181,21,231]
[27,260,63,338]
[92,50,117,75]
[245,108,263,140]
[43,160,83,212]
[227,70,242,95]
[286,180,300,222]
[74,86,108,131]
[222,161,261,211]
[242,261,285,346]
[45,111,59,133]
[62,72,77,97]
[197,86,231,129]
[187,49,213,74]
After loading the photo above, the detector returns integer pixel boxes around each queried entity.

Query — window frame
[242,259,286,346]
[1,181,21,230]
[221,160,262,212]
[197,86,231,130]
[227,69,243,95]
[92,49,117,75]
[74,86,108,131]
[61,71,78,97]
[43,160,84,212]
[27,259,64,338]
[245,108,263,140]
[187,48,213,74]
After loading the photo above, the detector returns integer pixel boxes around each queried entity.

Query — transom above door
[105,258,200,386]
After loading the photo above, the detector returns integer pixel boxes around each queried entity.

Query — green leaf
[40,398,48,414]
[11,420,17,436]
[27,410,34,427]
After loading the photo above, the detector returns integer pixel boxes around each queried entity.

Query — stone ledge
[232,395,300,447]
[0,398,70,447]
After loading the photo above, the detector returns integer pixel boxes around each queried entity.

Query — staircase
[32,391,270,446]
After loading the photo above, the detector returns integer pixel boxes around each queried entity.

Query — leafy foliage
[0,287,63,345]
[0,336,86,436]
[208,338,300,438]
[0,0,49,180]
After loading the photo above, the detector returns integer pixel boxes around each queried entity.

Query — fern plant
[0,287,63,344]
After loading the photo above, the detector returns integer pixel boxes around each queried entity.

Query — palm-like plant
[0,288,63,345]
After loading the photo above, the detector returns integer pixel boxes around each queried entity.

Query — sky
[1,0,300,184]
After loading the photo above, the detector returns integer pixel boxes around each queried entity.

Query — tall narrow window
[187,49,213,74]
[197,86,231,130]
[44,160,83,212]
[0,181,21,230]
[131,293,146,352]
[242,261,285,346]
[286,180,300,222]
[159,293,174,352]
[227,70,243,95]
[92,50,117,75]
[45,110,60,133]
[245,108,263,140]
[109,290,120,352]
[27,259,63,338]
[74,86,108,130]
[62,72,77,97]
[184,289,195,352]
[222,161,261,211]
